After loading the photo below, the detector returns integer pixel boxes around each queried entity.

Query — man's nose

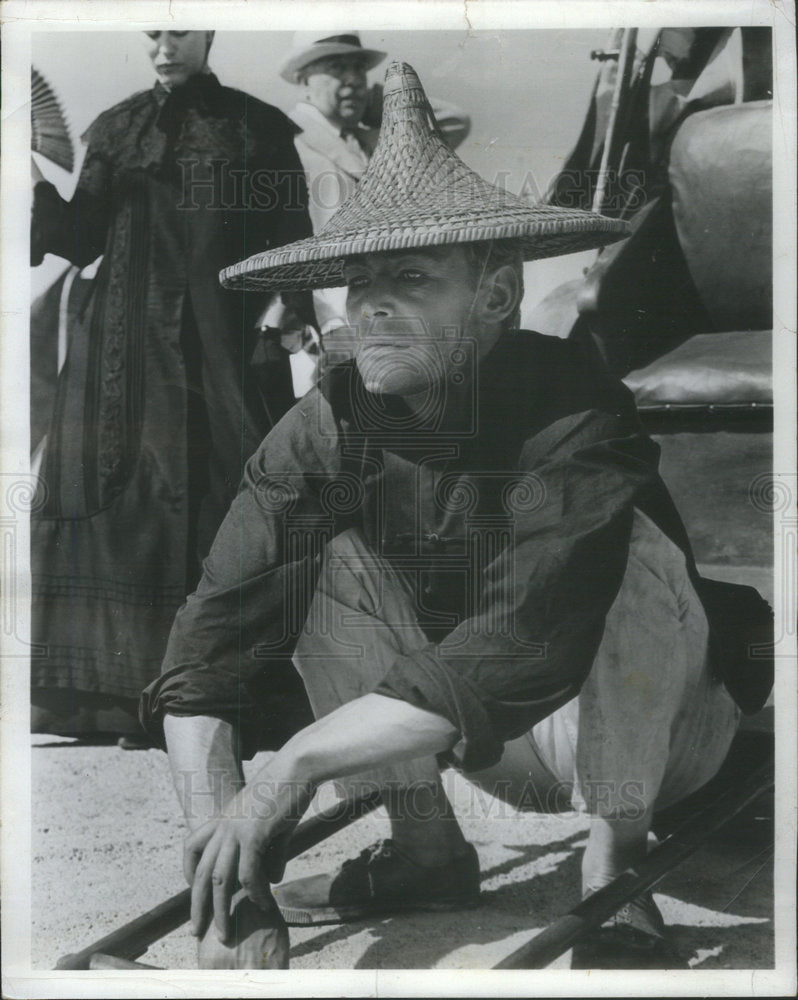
[361,301,390,320]
[339,69,364,89]
[359,285,393,320]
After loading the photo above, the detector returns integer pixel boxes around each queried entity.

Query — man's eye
[171,31,189,38]
[145,31,161,40]
[345,274,369,289]
[399,269,425,283]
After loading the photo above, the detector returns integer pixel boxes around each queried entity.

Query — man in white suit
[278,33,386,338]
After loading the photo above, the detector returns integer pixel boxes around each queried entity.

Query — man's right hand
[183,771,314,943]
[184,813,276,942]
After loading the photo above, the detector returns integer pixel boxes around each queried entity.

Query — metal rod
[494,757,773,969]
[592,27,638,214]
[55,790,383,969]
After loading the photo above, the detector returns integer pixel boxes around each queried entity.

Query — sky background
[30,28,614,307]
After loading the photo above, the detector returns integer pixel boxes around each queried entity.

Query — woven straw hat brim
[220,206,629,292]
[280,42,387,83]
[221,60,631,292]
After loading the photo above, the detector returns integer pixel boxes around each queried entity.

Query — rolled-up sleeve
[375,411,664,772]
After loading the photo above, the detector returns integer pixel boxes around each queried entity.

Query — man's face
[143,30,211,87]
[345,246,485,399]
[302,55,369,129]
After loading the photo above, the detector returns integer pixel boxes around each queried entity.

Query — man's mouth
[361,317,431,340]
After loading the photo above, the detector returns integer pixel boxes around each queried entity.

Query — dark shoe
[572,892,680,970]
[274,839,481,925]
[603,891,669,950]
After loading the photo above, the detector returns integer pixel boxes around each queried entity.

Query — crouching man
[140,62,741,967]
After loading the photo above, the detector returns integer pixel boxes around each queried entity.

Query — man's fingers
[190,833,221,938]
[184,823,217,886]
[211,837,240,945]
[238,840,273,911]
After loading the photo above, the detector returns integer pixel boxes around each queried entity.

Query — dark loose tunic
[31,73,313,731]
[140,331,702,769]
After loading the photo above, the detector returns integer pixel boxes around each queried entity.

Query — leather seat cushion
[669,101,772,331]
[624,329,771,408]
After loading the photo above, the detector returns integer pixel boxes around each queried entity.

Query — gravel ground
[29,734,775,973]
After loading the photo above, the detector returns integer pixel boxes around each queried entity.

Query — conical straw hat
[220,62,630,292]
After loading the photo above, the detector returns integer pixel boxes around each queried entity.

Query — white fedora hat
[280,31,387,84]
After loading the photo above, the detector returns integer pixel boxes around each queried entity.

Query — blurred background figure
[29,30,313,744]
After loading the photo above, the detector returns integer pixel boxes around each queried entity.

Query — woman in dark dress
[30,31,313,739]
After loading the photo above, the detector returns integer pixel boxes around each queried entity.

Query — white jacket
[289,102,379,333]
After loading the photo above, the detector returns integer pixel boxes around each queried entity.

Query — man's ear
[480,264,521,326]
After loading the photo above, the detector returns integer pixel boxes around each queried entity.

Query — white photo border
[2,1,795,996]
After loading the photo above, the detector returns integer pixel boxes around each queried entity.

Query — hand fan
[31,67,74,172]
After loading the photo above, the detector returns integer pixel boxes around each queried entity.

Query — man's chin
[356,347,442,399]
